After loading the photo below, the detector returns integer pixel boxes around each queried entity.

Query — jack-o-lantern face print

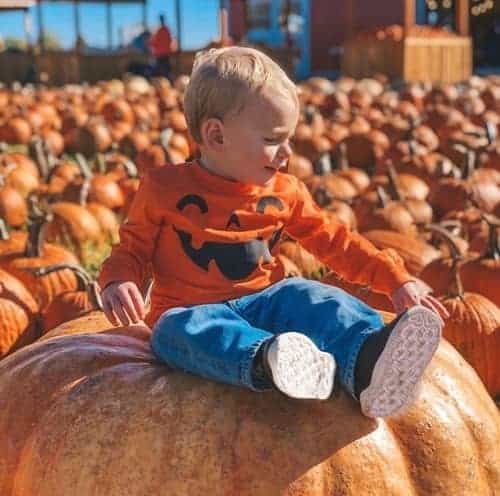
[173,195,284,280]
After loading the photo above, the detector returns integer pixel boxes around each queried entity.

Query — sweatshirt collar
[191,159,265,195]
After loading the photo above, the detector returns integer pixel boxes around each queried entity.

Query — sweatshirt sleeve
[98,170,163,290]
[285,178,414,296]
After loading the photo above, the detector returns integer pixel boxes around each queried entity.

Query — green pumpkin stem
[448,258,465,299]
[96,153,107,175]
[30,138,50,182]
[75,153,93,180]
[34,263,91,292]
[25,213,49,258]
[375,186,390,208]
[0,218,9,240]
[120,156,138,178]
[424,223,463,260]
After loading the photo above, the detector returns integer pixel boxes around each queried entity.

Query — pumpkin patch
[0,72,499,494]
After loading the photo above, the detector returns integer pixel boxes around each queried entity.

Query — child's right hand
[101,281,146,326]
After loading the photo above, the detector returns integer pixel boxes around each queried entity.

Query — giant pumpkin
[0,311,499,495]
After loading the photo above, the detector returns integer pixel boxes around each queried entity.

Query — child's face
[202,87,299,186]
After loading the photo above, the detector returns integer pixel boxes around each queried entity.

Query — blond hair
[184,46,298,144]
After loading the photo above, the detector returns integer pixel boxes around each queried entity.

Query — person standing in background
[149,14,177,80]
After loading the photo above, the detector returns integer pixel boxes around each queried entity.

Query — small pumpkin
[362,230,440,276]
[459,214,500,307]
[439,259,500,397]
[0,175,28,228]
[36,263,101,333]
[0,268,39,358]
[0,213,79,310]
[279,240,326,279]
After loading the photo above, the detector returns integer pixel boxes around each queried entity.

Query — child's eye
[265,137,287,145]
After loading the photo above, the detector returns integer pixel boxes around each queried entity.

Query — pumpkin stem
[464,148,476,179]
[437,220,464,238]
[303,105,316,125]
[30,138,50,182]
[485,121,497,145]
[118,156,138,178]
[386,162,404,201]
[481,213,500,261]
[408,139,417,156]
[25,211,51,258]
[408,115,420,134]
[313,152,332,176]
[75,153,93,180]
[78,179,91,206]
[96,153,107,175]
[424,223,464,260]
[375,186,390,208]
[337,142,349,171]
[447,257,465,299]
[159,128,173,153]
[89,281,103,310]
[0,218,10,240]
[32,263,91,291]
[451,144,476,180]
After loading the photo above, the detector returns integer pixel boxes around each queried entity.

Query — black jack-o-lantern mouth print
[173,194,284,280]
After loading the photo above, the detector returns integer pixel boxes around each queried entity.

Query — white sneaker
[360,305,442,418]
[266,332,336,400]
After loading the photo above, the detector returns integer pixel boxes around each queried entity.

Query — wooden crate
[342,35,472,84]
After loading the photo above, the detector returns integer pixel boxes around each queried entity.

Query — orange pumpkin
[459,215,500,306]
[439,260,500,397]
[37,264,100,333]
[0,268,39,358]
[279,240,326,279]
[0,312,499,495]
[362,230,440,276]
[0,214,78,309]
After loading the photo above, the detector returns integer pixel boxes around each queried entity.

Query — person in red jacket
[99,47,448,418]
[149,14,176,79]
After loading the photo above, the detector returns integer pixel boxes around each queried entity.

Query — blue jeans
[151,278,384,398]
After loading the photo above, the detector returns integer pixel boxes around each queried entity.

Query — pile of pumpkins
[0,73,499,495]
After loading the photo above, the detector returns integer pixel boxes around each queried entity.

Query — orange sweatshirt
[99,161,413,326]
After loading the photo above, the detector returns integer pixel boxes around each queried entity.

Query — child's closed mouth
[265,164,286,172]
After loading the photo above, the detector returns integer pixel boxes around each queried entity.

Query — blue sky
[0,0,220,50]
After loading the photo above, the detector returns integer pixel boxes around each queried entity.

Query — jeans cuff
[240,336,274,392]
[341,328,376,400]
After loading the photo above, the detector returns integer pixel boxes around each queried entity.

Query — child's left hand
[391,280,449,325]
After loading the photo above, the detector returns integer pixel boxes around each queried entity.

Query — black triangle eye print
[173,194,284,280]
[226,212,241,229]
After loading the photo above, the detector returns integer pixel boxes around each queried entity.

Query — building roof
[37,0,146,3]
[0,0,36,10]
[0,0,145,6]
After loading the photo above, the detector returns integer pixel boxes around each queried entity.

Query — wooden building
[228,0,474,82]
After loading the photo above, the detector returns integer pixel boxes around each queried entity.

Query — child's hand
[101,281,146,326]
[391,280,449,325]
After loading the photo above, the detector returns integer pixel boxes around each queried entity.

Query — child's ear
[201,118,224,150]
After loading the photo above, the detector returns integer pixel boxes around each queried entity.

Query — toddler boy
[100,47,448,418]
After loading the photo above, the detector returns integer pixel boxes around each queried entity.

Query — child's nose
[279,142,292,158]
